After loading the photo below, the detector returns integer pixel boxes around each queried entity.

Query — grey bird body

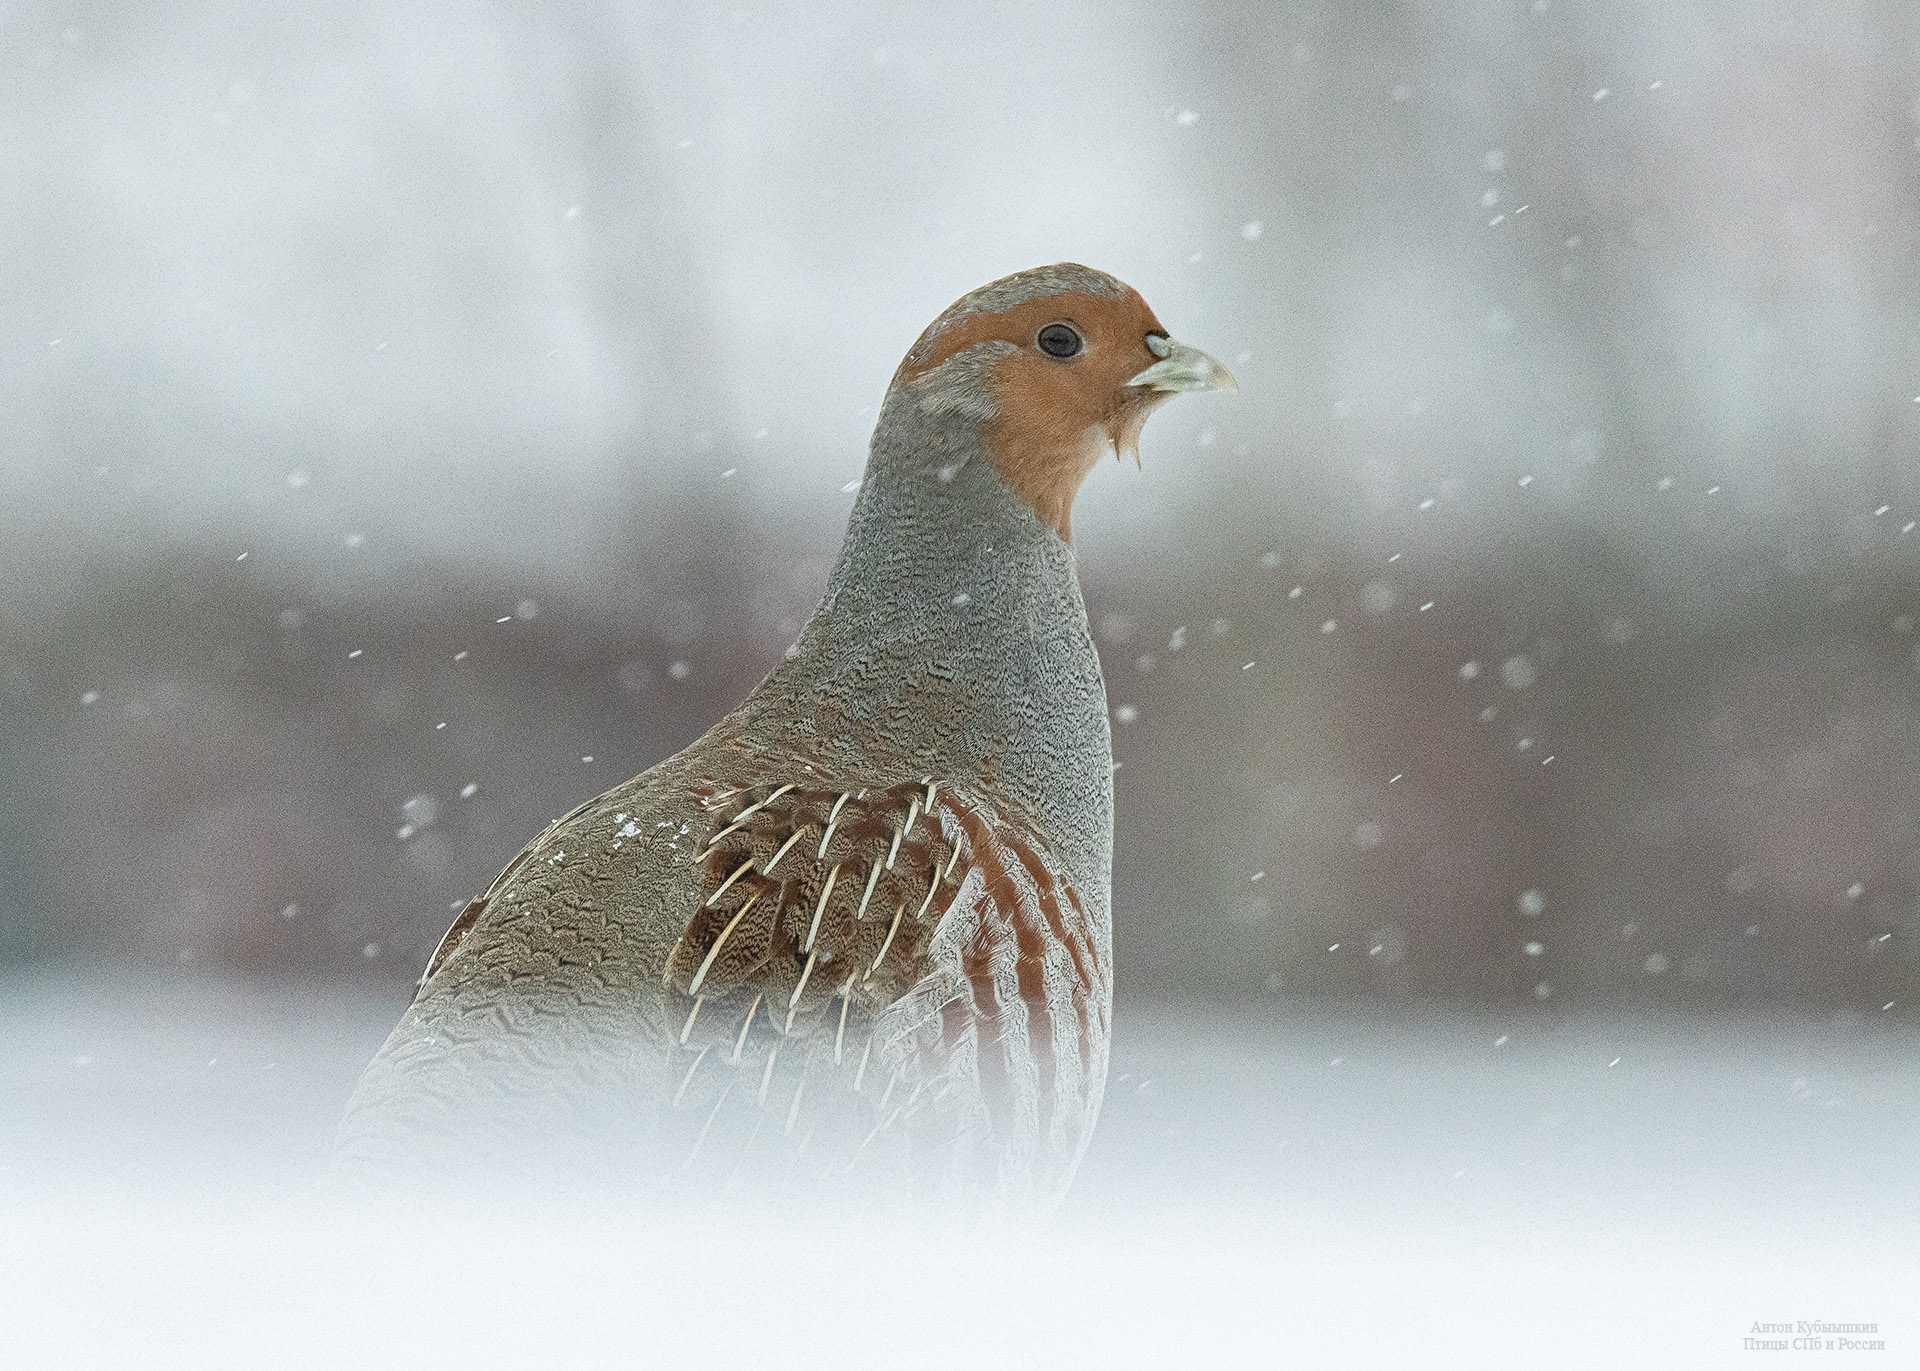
[334,264,1228,1204]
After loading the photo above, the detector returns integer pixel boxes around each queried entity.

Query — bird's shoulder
[387,763,1108,1199]
[421,765,1090,1000]
[657,771,1112,1199]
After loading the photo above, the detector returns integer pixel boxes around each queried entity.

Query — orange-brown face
[897,281,1235,541]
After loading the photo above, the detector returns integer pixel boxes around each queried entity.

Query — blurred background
[6,0,1918,1010]
[6,3,1920,1360]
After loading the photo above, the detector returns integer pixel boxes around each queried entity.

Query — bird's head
[887,263,1235,542]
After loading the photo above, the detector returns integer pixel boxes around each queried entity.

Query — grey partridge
[335,263,1234,1204]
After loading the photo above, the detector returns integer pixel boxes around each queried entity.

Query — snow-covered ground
[1,968,1914,1367]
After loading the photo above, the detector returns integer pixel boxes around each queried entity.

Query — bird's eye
[1036,322,1083,359]
[1145,333,1172,359]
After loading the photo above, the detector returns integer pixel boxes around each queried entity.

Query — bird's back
[333,713,1111,1206]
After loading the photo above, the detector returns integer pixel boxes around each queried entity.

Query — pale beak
[1126,339,1238,394]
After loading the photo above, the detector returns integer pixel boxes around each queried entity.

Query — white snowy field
[0,968,1913,1368]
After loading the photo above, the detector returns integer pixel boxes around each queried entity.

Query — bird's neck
[739,395,1113,891]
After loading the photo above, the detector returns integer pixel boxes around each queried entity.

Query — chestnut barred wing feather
[666,780,960,1013]
[869,801,1112,1194]
[391,776,1111,1200]
[663,777,1111,1200]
